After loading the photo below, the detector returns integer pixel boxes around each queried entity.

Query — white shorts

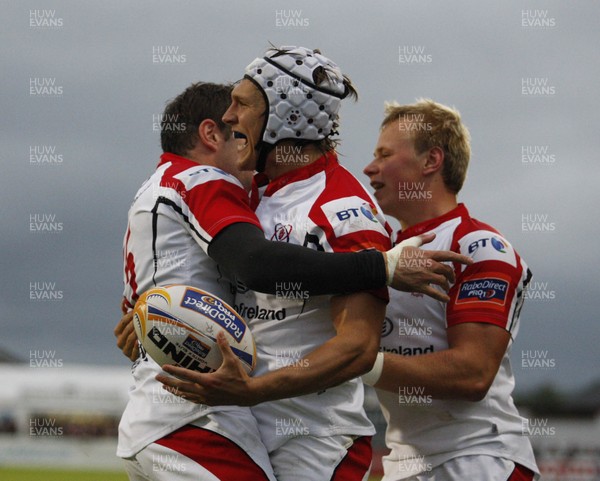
[383,455,538,481]
[122,413,276,481]
[270,434,372,481]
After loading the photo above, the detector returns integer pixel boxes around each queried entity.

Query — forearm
[249,292,384,403]
[250,338,376,403]
[374,322,511,401]
[375,350,489,401]
[208,223,386,295]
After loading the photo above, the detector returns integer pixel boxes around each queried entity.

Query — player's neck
[181,144,220,168]
[264,143,323,180]
[397,194,458,231]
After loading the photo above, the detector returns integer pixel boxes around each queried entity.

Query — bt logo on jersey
[360,203,379,223]
[468,237,506,254]
[491,237,506,253]
[336,203,379,223]
[336,207,361,221]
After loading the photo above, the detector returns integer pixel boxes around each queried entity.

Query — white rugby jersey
[239,152,393,453]
[377,204,539,480]
[118,153,262,458]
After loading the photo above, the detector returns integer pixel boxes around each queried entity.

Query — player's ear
[423,146,444,176]
[197,119,220,153]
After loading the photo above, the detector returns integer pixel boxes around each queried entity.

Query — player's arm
[156,291,385,406]
[209,222,385,295]
[372,322,510,401]
[209,223,470,301]
[370,227,528,401]
[114,298,139,361]
[114,310,138,361]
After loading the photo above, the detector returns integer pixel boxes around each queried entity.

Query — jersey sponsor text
[380,345,434,356]
[235,302,286,321]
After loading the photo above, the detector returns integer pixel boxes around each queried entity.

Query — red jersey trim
[396,204,525,333]
[448,229,522,332]
[302,153,392,302]
[159,155,262,239]
[158,152,199,169]
[447,311,512,329]
[396,203,469,243]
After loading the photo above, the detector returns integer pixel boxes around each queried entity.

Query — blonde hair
[382,99,471,194]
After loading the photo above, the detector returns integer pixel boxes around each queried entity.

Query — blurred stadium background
[1,348,599,480]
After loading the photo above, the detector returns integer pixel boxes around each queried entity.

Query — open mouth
[233,131,249,152]
[371,181,385,192]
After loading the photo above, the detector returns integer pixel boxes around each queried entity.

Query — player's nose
[222,105,236,125]
[363,159,377,177]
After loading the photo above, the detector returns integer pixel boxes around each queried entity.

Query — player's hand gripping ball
[133,285,255,373]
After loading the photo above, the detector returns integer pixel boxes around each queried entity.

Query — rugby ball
[132,285,255,373]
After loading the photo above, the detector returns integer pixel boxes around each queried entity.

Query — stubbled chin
[237,147,257,172]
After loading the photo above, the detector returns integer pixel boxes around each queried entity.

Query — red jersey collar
[264,151,339,196]
[157,152,198,169]
[396,203,469,243]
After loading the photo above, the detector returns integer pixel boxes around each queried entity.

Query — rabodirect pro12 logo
[456,277,509,307]
[181,289,246,342]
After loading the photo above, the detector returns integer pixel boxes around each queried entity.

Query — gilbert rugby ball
[133,285,255,373]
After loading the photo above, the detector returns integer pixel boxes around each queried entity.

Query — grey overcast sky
[1,0,599,394]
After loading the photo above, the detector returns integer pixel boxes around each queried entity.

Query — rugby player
[361,99,540,480]
[118,82,275,481]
